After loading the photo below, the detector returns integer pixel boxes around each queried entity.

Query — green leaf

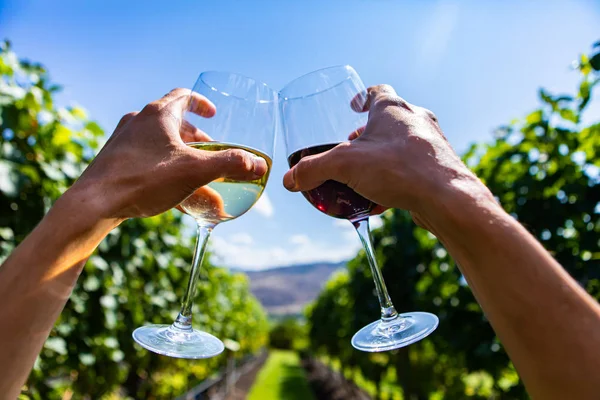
[559,108,578,123]
[579,80,591,110]
[580,54,592,76]
[525,110,543,125]
[51,125,72,147]
[539,89,555,107]
[85,121,104,138]
[70,106,87,120]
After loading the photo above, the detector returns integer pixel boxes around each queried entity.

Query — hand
[283,84,488,225]
[66,88,267,221]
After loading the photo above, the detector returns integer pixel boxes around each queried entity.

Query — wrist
[53,183,123,235]
[414,172,502,236]
[12,185,123,286]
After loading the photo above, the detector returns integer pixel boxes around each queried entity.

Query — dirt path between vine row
[223,353,268,400]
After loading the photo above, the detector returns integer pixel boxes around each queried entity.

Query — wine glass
[279,65,439,352]
[132,72,277,359]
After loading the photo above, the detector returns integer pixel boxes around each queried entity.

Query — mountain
[238,262,346,316]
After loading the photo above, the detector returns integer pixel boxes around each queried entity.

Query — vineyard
[1,37,599,399]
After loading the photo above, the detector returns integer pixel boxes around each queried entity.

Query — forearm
[421,179,600,399]
[0,190,118,397]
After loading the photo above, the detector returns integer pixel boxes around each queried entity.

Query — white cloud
[332,216,383,230]
[209,234,360,271]
[289,234,310,246]
[333,219,357,241]
[332,216,384,240]
[230,232,253,245]
[252,192,274,218]
[332,219,351,228]
[207,218,386,271]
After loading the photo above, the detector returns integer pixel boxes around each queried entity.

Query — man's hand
[70,88,267,221]
[283,84,491,227]
[0,88,268,399]
[284,84,600,399]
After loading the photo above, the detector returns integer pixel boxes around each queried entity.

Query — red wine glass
[279,65,438,352]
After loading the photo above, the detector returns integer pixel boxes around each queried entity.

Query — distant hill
[237,262,346,316]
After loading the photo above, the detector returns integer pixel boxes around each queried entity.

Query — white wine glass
[279,65,438,352]
[132,72,277,359]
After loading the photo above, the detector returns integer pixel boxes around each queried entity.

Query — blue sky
[2,0,599,270]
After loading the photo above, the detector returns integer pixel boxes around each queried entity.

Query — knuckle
[161,87,187,100]
[226,149,252,171]
[293,157,309,177]
[377,84,396,93]
[369,84,396,99]
[118,111,138,126]
[141,102,163,116]
[294,156,317,184]
[168,87,187,97]
[420,107,438,122]
[329,145,352,180]
[372,94,404,111]
[333,141,353,154]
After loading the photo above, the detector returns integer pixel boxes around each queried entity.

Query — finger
[177,186,231,220]
[184,147,269,184]
[350,84,403,113]
[187,91,216,118]
[348,126,365,141]
[180,120,213,143]
[158,88,217,118]
[283,143,351,192]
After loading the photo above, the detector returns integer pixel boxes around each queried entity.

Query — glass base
[351,312,439,352]
[132,324,225,359]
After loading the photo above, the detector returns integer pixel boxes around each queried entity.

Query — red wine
[288,143,376,220]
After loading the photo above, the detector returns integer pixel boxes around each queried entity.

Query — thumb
[185,146,268,185]
[368,84,398,104]
[283,143,352,192]
[351,84,399,113]
[368,84,415,114]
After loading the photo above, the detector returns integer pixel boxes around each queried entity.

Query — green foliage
[307,42,600,399]
[269,318,308,350]
[0,41,269,399]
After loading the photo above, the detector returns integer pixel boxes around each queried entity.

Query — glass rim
[184,141,272,159]
[195,70,277,104]
[279,65,357,101]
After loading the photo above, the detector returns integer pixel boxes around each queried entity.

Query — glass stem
[353,217,398,321]
[173,223,213,330]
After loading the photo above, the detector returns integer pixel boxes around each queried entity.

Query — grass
[247,350,316,400]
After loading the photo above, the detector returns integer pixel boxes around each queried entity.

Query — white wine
[179,142,271,225]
